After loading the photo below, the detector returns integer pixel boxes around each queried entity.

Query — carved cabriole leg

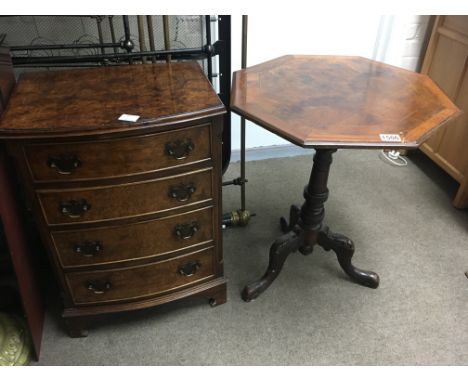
[317,226,379,288]
[241,229,302,302]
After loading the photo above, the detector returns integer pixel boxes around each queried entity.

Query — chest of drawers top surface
[0,61,225,137]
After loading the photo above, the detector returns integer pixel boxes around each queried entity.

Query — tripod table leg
[242,230,302,302]
[317,226,379,288]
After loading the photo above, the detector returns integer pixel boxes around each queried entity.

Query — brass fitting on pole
[222,209,254,228]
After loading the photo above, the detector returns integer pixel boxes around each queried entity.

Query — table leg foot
[64,317,89,338]
[207,283,227,307]
[242,230,302,302]
[317,226,379,288]
[280,204,301,233]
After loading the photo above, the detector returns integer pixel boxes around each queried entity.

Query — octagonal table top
[231,55,461,148]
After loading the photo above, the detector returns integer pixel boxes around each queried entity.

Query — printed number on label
[379,134,402,142]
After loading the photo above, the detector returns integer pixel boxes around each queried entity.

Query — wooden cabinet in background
[420,16,468,208]
[0,47,44,359]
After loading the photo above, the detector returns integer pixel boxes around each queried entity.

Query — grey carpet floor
[33,150,468,365]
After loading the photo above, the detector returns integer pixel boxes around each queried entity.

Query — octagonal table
[231,55,461,302]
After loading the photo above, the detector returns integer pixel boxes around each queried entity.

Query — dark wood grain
[65,247,215,305]
[25,123,212,182]
[0,61,225,137]
[37,168,213,225]
[51,206,214,269]
[231,55,461,148]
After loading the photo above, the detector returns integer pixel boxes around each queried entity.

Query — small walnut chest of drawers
[0,62,227,337]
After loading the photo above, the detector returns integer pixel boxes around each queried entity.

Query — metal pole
[240,15,248,212]
[9,42,120,51]
[122,15,134,64]
[222,15,254,228]
[218,15,232,174]
[146,15,156,63]
[108,16,118,54]
[205,15,213,83]
[163,16,171,63]
[123,16,131,47]
[137,16,147,64]
[11,47,208,66]
[95,16,106,55]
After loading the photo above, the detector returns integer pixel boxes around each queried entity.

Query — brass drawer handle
[174,222,199,240]
[47,154,81,175]
[165,139,194,160]
[59,199,91,218]
[73,241,103,257]
[177,260,201,277]
[169,183,196,202]
[86,280,112,294]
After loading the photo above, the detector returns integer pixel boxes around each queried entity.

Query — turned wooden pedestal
[242,149,378,301]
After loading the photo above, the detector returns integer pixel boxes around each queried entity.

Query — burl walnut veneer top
[231,55,461,148]
[0,61,225,138]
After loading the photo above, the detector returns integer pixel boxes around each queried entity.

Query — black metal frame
[217,16,232,173]
[2,15,232,172]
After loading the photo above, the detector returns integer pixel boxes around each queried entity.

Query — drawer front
[25,124,211,182]
[38,169,212,225]
[52,207,214,268]
[65,248,215,304]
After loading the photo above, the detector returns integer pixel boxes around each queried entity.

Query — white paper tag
[118,114,140,122]
[379,134,402,142]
